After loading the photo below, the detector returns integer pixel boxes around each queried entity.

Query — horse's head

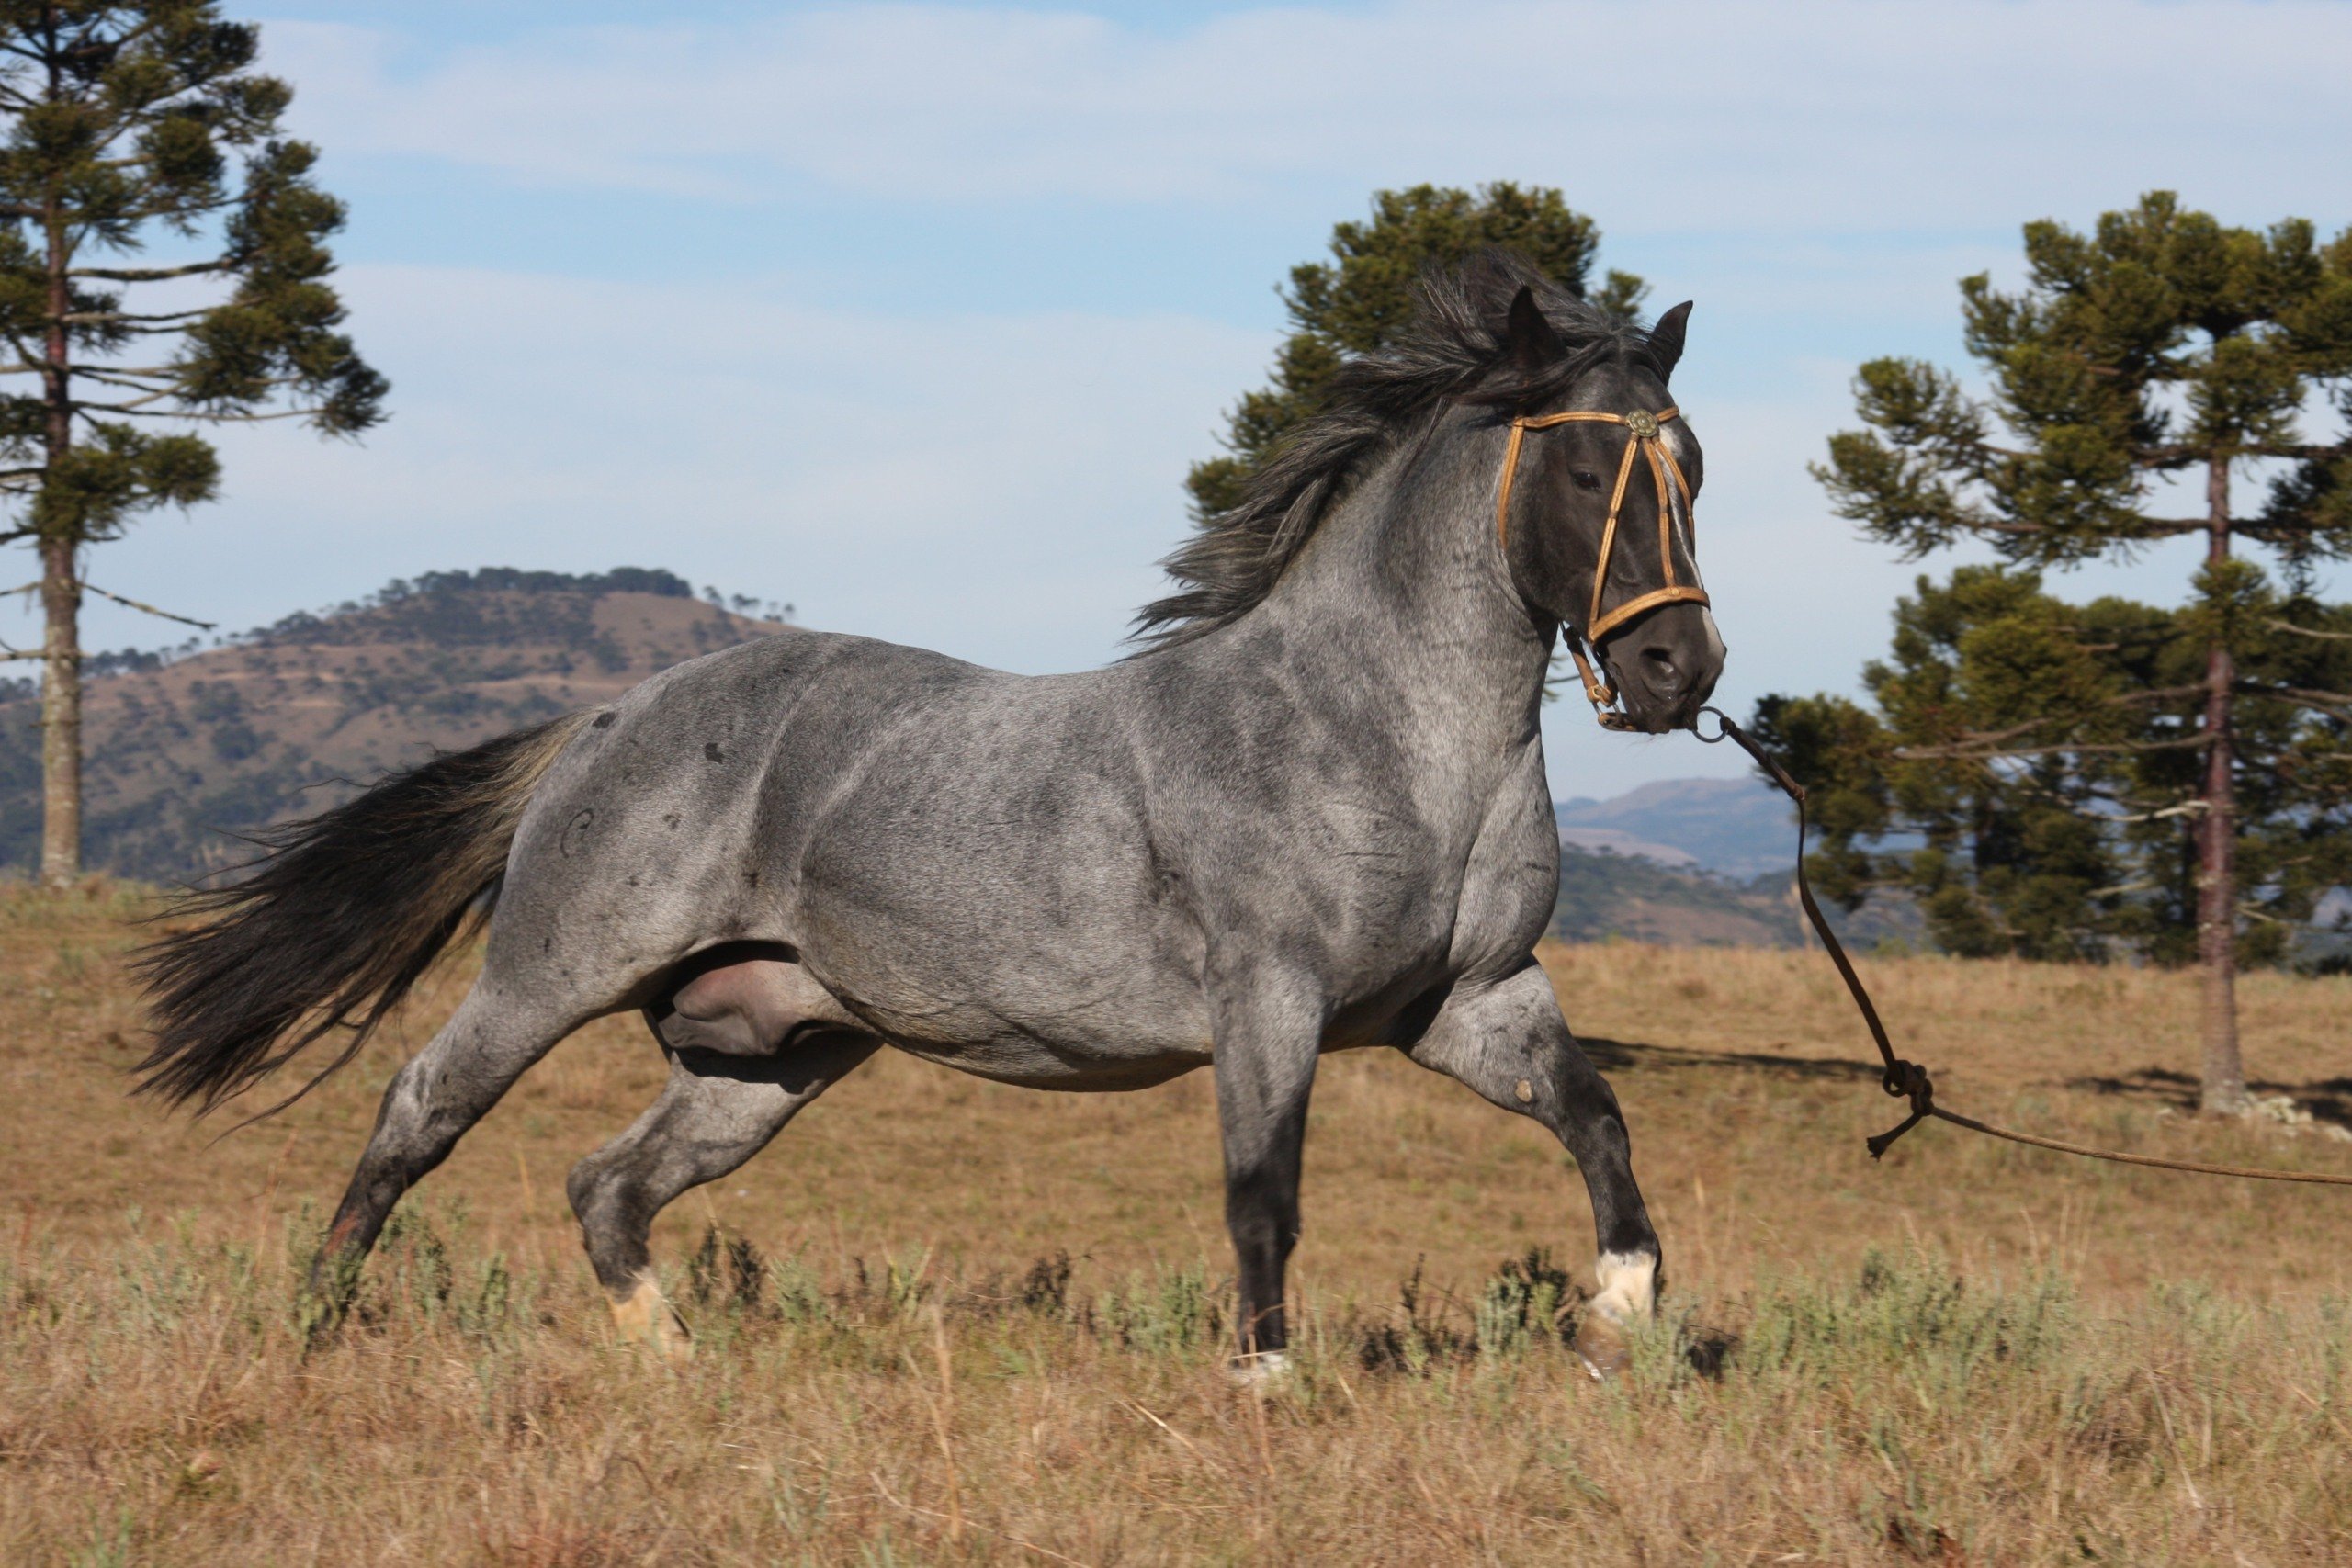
[1494,286,1724,734]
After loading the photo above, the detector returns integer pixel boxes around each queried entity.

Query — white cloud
[264,2,2352,230]
[6,265,1270,676]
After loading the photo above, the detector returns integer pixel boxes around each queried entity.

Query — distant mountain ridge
[1554,776,1794,879]
[0,568,787,881]
[1546,777,1920,950]
[3,572,1901,952]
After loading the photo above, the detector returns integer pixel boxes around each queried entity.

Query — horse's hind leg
[1402,961,1661,1378]
[566,1032,876,1356]
[317,979,585,1293]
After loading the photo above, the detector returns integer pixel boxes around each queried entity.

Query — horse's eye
[1572,469,1602,491]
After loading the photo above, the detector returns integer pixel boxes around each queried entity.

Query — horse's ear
[1505,285,1562,371]
[1647,300,1694,381]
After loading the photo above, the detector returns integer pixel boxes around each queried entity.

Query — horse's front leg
[1404,959,1661,1376]
[1207,968,1324,1377]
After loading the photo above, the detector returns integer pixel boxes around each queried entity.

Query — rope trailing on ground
[1692,705,2352,1188]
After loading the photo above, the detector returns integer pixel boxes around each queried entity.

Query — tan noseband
[1494,404,1710,725]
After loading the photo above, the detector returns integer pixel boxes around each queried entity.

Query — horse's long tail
[134,710,598,1114]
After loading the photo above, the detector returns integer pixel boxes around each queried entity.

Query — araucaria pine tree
[1804,193,2352,1114]
[1185,183,1645,521]
[0,2,385,886]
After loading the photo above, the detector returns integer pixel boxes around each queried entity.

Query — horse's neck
[1238,436,1554,784]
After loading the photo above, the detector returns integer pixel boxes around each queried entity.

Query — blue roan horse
[138,252,1725,1377]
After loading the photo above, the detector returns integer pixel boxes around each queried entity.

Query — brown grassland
[6,881,2352,1564]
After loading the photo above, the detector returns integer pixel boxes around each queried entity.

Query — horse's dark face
[1498,296,1725,733]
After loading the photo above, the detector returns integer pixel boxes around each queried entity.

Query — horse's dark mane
[1131,248,1667,650]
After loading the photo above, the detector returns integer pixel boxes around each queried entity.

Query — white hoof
[1227,1349,1291,1388]
[1573,1314,1631,1381]
[1577,1250,1659,1381]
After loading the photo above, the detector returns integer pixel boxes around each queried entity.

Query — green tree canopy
[1757,566,2352,965]
[1185,183,1645,520]
[0,1,385,886]
[1784,193,2352,1112]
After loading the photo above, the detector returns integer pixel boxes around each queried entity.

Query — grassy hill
[0,568,786,882]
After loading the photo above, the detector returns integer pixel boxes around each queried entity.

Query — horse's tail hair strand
[133,710,598,1115]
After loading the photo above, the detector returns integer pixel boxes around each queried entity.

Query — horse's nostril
[1639,646,1680,686]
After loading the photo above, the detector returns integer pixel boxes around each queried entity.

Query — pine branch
[2139,442,2349,466]
[2106,684,2207,706]
[2266,619,2352,642]
[69,365,179,380]
[74,400,314,423]
[79,581,214,630]
[1894,734,2212,761]
[111,193,239,226]
[1972,516,2206,541]
[67,260,226,283]
[2243,683,2352,714]
[2106,802,2207,826]
[69,367,181,392]
[56,310,206,326]
[71,391,174,413]
[1884,688,2198,758]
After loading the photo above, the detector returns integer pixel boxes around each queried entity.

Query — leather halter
[1495,404,1710,725]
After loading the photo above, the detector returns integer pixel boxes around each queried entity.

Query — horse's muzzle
[1601,604,1724,733]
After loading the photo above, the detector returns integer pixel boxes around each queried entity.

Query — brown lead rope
[1691,705,2352,1188]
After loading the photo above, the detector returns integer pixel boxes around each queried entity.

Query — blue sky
[7,0,2350,799]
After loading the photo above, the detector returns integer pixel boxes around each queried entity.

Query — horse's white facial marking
[1696,606,1726,665]
[1591,1249,1658,1326]
[610,1270,693,1361]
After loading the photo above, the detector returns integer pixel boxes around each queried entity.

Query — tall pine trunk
[36,177,77,889]
[2197,453,2245,1115]
[37,538,79,887]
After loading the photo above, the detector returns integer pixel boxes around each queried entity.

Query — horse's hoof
[1227,1349,1291,1389]
[611,1274,694,1362]
[1574,1314,1633,1382]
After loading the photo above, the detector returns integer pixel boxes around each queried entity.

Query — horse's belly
[651,949,1207,1089]
[887,1034,1212,1091]
[832,964,1213,1089]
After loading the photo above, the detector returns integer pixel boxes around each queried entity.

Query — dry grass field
[7,881,2352,1564]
